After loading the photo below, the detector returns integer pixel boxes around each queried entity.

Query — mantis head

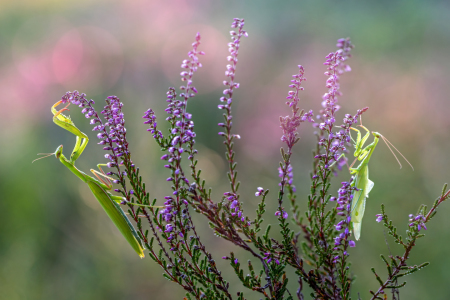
[372,131,381,139]
[32,145,64,163]
[55,145,64,159]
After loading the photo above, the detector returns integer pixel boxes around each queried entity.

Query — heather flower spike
[280,65,312,149]
[40,24,450,299]
[220,18,246,180]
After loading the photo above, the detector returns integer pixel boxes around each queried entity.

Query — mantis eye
[55,145,64,158]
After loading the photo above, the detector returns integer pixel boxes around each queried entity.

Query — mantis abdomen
[87,181,145,258]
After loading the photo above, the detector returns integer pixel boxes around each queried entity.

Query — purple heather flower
[263,252,275,264]
[280,65,310,149]
[234,258,238,264]
[331,179,360,253]
[349,240,356,247]
[409,214,427,231]
[375,214,383,222]
[301,110,314,123]
[278,167,283,178]
[165,224,174,233]
[275,209,288,219]
[255,187,264,196]
[334,236,341,246]
[224,192,236,199]
[335,220,344,231]
[230,200,239,209]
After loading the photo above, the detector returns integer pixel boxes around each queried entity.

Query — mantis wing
[87,181,145,258]
[351,164,374,240]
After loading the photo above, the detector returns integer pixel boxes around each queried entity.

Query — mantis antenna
[32,152,56,163]
[356,115,414,171]
[379,135,414,171]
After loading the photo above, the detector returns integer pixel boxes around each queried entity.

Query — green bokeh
[1,1,450,299]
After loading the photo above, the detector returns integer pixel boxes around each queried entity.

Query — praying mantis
[35,100,149,258]
[348,123,413,241]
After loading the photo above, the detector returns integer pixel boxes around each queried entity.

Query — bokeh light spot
[52,29,84,84]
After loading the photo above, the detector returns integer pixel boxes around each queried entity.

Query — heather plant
[42,18,450,300]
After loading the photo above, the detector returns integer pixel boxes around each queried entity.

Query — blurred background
[1,0,450,299]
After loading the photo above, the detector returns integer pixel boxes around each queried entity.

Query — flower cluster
[320,38,354,129]
[286,65,307,108]
[60,89,88,107]
[217,18,247,114]
[275,209,288,219]
[100,97,127,158]
[409,214,427,231]
[143,107,163,141]
[277,66,313,231]
[332,179,357,250]
[375,213,383,222]
[276,166,292,220]
[278,165,294,186]
[263,252,280,265]
[255,187,264,196]
[280,65,314,149]
[100,97,140,201]
[219,18,247,138]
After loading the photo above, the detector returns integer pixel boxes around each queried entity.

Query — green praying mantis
[34,100,156,258]
[347,122,413,240]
